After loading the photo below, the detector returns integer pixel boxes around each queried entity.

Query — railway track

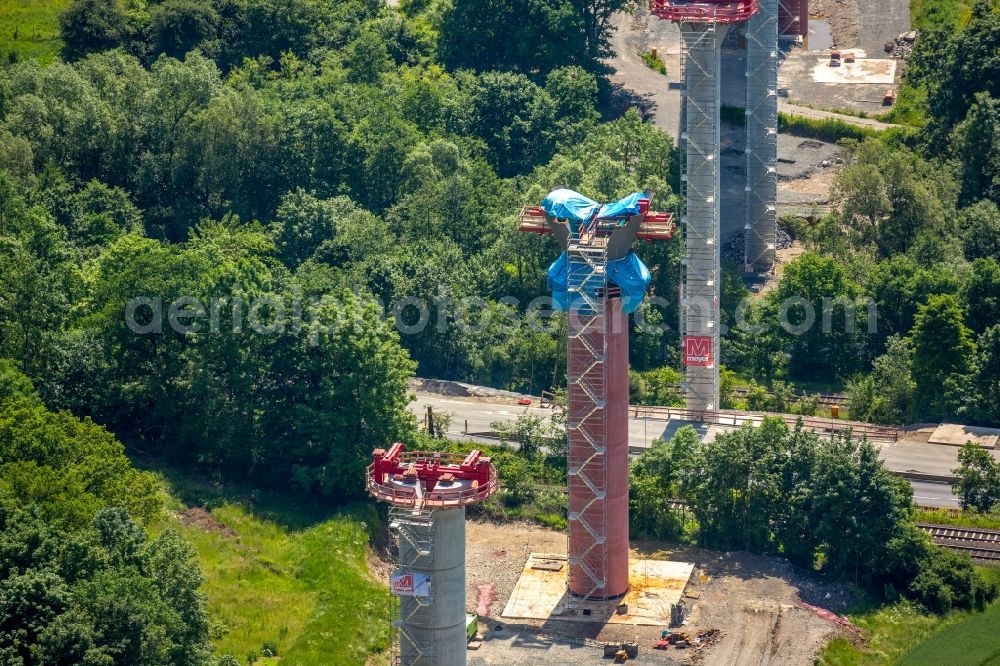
[917,523,1000,564]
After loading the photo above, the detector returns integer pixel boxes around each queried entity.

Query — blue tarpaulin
[540,188,646,235]
[539,189,601,226]
[540,188,652,313]
[597,192,644,220]
[547,251,651,314]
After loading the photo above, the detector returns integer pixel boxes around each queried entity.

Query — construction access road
[408,392,997,509]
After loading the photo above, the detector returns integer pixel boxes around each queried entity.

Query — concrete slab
[501,553,694,626]
[928,424,1000,449]
[778,46,901,112]
[812,57,896,84]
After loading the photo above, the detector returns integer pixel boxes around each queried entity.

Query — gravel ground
[859,0,911,58]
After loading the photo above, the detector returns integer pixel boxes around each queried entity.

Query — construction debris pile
[696,628,723,647]
[884,31,918,59]
[723,227,793,262]
[651,627,723,652]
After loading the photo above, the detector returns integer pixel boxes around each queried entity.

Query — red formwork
[650,0,759,24]
[605,297,630,598]
[779,0,808,37]
[366,445,499,509]
[566,296,630,599]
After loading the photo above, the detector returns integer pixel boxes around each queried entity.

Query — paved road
[910,481,960,509]
[409,393,990,508]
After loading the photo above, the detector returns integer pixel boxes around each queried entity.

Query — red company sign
[684,336,713,367]
[391,573,414,594]
[390,571,430,597]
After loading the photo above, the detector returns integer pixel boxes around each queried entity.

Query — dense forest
[1,0,1000,662]
[724,2,1000,427]
[0,0,685,502]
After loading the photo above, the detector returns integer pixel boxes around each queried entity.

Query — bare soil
[810,0,862,49]
[177,507,236,537]
[462,519,854,665]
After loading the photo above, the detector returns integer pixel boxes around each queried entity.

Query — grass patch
[784,99,882,120]
[0,0,70,64]
[170,502,391,666]
[914,507,1000,530]
[144,461,392,666]
[778,112,879,142]
[821,600,955,666]
[899,602,1000,665]
[882,82,928,127]
[639,50,666,75]
[822,569,1000,665]
[909,0,977,34]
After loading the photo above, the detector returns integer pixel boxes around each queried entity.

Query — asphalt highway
[409,393,973,508]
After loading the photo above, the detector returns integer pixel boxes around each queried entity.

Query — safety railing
[631,405,899,442]
[366,453,499,509]
[650,0,759,23]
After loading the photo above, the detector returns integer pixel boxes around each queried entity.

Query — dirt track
[607,8,683,139]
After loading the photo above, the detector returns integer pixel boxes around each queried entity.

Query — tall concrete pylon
[651,0,759,412]
[367,445,498,666]
[745,0,779,273]
[679,21,727,411]
[519,195,675,602]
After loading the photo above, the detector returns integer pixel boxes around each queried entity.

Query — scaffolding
[679,20,727,412]
[389,505,436,666]
[651,0,757,412]
[778,0,807,38]
[565,224,610,601]
[745,0,779,273]
[367,446,498,666]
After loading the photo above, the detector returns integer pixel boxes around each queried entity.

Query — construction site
[366,0,978,663]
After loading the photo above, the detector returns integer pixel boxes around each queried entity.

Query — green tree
[847,335,916,424]
[492,413,561,458]
[150,0,220,59]
[680,418,786,552]
[864,255,961,350]
[468,72,556,177]
[59,0,131,60]
[963,257,1000,334]
[926,1,1000,149]
[0,361,161,527]
[811,434,912,586]
[767,252,867,380]
[269,189,345,268]
[724,299,787,385]
[961,200,1000,261]
[438,0,627,74]
[971,325,1000,425]
[952,441,1000,513]
[343,28,393,85]
[951,92,1000,206]
[629,427,698,540]
[0,181,76,377]
[62,180,144,249]
[832,140,957,257]
[544,66,599,145]
[909,294,977,418]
